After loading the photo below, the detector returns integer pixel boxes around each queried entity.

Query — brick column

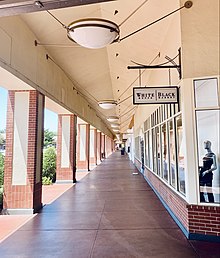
[97,131,102,164]
[89,128,97,167]
[56,114,77,183]
[77,124,90,171]
[3,90,44,214]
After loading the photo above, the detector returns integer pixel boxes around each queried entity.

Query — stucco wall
[180,0,220,79]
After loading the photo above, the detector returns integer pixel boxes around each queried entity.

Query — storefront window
[152,128,157,174]
[194,78,219,108]
[168,119,176,188]
[196,110,220,203]
[149,129,153,170]
[135,136,141,161]
[161,123,168,181]
[194,78,220,204]
[144,131,149,168]
[156,126,161,176]
[176,116,186,194]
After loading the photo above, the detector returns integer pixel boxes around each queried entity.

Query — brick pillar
[97,131,102,164]
[77,124,90,171]
[3,90,44,214]
[89,128,97,167]
[56,114,77,183]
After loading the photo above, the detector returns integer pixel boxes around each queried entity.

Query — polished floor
[0,152,220,257]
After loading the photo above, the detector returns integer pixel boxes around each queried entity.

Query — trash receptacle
[121,148,125,155]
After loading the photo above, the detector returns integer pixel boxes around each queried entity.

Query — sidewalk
[0,171,89,243]
[0,154,219,257]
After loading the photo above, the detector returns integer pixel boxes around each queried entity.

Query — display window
[143,103,185,196]
[196,110,220,203]
[135,136,141,161]
[176,116,186,194]
[144,131,149,168]
[149,129,153,170]
[156,126,161,176]
[194,78,220,204]
[194,78,219,108]
[152,127,157,174]
[168,119,177,188]
[161,123,169,181]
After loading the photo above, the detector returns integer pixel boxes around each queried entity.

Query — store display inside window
[199,140,217,203]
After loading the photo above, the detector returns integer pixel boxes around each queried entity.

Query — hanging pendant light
[98,100,117,109]
[67,18,120,49]
[107,116,119,122]
[111,124,119,128]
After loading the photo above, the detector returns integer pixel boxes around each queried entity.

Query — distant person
[199,140,217,203]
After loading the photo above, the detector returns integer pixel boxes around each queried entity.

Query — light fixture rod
[35,1,67,29]
[35,40,78,48]
[117,52,160,100]
[118,94,132,105]
[120,106,136,118]
[120,3,189,42]
[119,0,149,27]
[46,10,68,29]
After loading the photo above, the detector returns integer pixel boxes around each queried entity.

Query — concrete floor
[0,152,219,257]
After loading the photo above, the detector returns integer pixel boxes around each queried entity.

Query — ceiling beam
[0,0,115,17]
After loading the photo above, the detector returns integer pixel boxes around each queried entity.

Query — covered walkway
[0,152,219,257]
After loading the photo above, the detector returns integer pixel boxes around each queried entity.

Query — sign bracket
[128,48,182,79]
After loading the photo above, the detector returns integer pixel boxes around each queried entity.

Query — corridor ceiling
[0,0,180,134]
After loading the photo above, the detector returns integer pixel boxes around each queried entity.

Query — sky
[0,87,58,132]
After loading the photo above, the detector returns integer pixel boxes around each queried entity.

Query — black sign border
[133,86,179,105]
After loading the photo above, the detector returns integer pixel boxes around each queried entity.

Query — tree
[44,129,56,148]
[42,147,56,183]
[0,133,5,146]
[0,153,4,186]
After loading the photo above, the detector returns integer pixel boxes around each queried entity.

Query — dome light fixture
[111,124,120,128]
[98,100,117,109]
[107,116,119,122]
[67,18,120,49]
[35,1,193,50]
[113,129,120,132]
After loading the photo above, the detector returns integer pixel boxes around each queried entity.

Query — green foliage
[0,133,5,145]
[42,176,52,185]
[0,186,3,207]
[42,147,56,183]
[0,153,4,186]
[44,129,56,148]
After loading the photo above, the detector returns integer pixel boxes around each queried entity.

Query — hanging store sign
[133,86,179,105]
